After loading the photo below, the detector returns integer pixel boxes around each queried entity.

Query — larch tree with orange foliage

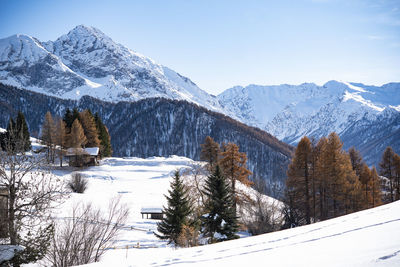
[379,147,396,202]
[286,136,313,224]
[219,142,252,209]
[200,136,220,172]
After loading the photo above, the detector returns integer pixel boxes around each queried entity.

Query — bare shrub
[46,197,129,266]
[68,173,87,193]
[240,176,283,235]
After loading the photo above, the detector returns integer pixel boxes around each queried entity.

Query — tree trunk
[8,186,17,245]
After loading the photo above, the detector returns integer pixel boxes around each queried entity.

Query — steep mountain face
[218,81,400,165]
[0,83,292,196]
[0,25,223,113]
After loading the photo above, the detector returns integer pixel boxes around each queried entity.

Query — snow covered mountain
[1,25,399,166]
[0,25,222,112]
[218,81,400,164]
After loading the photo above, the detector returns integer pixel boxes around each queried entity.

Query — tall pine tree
[156,170,192,246]
[201,165,239,243]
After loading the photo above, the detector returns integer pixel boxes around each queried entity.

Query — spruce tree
[63,108,74,129]
[4,118,17,152]
[94,113,112,157]
[201,165,238,243]
[156,170,192,246]
[16,111,31,152]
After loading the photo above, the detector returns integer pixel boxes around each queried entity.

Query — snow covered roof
[65,147,99,156]
[84,147,99,156]
[140,207,163,214]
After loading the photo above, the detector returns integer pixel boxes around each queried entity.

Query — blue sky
[1,0,399,95]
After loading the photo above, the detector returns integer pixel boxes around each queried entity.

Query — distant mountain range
[0,83,291,197]
[0,25,399,167]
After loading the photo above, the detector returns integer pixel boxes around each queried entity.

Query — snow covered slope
[218,81,400,146]
[90,200,400,267]
[0,25,222,113]
[43,156,399,267]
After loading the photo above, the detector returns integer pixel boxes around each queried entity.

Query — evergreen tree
[201,165,239,243]
[63,108,74,129]
[94,113,112,157]
[72,108,80,124]
[156,170,192,246]
[200,136,220,172]
[379,147,395,202]
[16,111,31,151]
[79,110,100,148]
[1,118,17,152]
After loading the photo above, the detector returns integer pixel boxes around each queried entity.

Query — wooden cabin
[140,207,164,220]
[65,147,99,167]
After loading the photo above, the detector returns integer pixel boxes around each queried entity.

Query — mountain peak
[67,25,106,39]
[0,33,49,62]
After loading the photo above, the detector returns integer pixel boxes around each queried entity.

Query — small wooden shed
[65,147,99,167]
[140,207,164,220]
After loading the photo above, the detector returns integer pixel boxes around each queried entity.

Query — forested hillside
[0,83,292,194]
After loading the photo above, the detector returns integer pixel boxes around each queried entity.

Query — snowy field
[36,156,400,267]
[51,156,197,250]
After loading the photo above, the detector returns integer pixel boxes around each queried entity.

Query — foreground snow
[47,156,400,267]
[84,200,400,267]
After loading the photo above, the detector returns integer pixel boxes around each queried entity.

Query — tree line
[283,132,399,227]
[41,108,112,165]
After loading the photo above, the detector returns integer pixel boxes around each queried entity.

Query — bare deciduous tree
[46,197,129,267]
[0,135,64,265]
